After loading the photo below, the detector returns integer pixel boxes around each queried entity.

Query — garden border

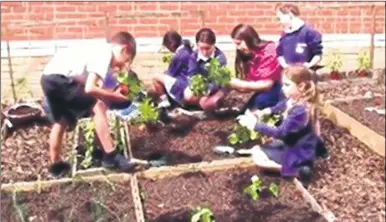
[319,101,385,157]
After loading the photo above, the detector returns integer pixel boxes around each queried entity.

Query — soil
[7,105,40,116]
[217,90,255,111]
[129,118,259,165]
[333,96,385,136]
[310,116,385,221]
[1,122,75,184]
[0,181,136,222]
[138,167,325,222]
[319,79,385,101]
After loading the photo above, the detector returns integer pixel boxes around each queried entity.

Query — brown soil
[333,96,385,136]
[138,167,325,222]
[7,105,40,116]
[310,117,385,221]
[129,118,259,165]
[1,123,74,184]
[0,181,136,222]
[218,90,255,111]
[319,80,385,101]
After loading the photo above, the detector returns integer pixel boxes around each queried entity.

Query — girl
[184,28,228,111]
[152,31,193,108]
[237,65,327,182]
[229,24,283,111]
[41,31,137,177]
[275,3,323,71]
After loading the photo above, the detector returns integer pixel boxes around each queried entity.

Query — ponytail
[182,39,193,54]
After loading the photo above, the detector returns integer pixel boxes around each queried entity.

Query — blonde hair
[275,3,301,16]
[283,65,320,132]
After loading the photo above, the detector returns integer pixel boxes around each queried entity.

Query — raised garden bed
[138,167,327,222]
[319,78,384,101]
[310,116,385,221]
[0,180,136,222]
[1,122,75,184]
[332,96,385,136]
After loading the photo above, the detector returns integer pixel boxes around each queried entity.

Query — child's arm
[253,105,308,139]
[276,38,289,68]
[166,54,184,77]
[304,29,323,68]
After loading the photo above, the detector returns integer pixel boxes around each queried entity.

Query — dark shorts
[41,74,97,126]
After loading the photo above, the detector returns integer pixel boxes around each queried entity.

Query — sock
[158,95,171,108]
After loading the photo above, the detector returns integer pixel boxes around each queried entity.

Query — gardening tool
[213,145,256,157]
[130,153,168,168]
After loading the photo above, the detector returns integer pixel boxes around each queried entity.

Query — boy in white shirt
[41,31,137,177]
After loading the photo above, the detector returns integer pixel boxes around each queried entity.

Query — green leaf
[191,208,215,222]
[243,185,259,200]
[228,133,239,145]
[269,182,280,197]
[162,53,173,65]
[189,74,209,97]
[135,97,159,124]
[249,130,258,140]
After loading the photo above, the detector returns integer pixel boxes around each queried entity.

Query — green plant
[244,175,280,200]
[116,71,143,101]
[243,175,263,200]
[205,58,233,87]
[269,182,279,197]
[191,207,215,222]
[135,97,159,124]
[326,51,343,73]
[80,120,96,168]
[12,191,28,222]
[357,49,371,72]
[162,53,173,65]
[189,74,209,97]
[227,114,281,145]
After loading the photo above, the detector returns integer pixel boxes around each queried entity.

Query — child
[237,65,328,182]
[275,3,323,72]
[184,28,228,111]
[229,24,283,111]
[41,31,137,177]
[152,31,193,109]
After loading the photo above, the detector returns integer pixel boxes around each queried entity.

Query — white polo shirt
[42,42,113,80]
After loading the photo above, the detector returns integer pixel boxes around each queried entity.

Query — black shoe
[158,107,172,124]
[298,165,313,188]
[49,161,71,178]
[102,151,137,172]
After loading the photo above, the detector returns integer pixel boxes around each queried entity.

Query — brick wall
[1,1,385,41]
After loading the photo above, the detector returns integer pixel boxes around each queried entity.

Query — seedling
[161,53,173,65]
[116,71,143,101]
[191,207,215,222]
[244,175,280,200]
[205,58,233,87]
[135,97,159,125]
[228,114,281,145]
[189,74,209,97]
[269,182,280,197]
[243,175,263,200]
[80,120,96,168]
[326,51,343,80]
[356,49,371,77]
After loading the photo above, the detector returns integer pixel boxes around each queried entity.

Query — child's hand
[236,113,257,130]
[253,108,271,119]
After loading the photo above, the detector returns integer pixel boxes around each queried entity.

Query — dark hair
[162,30,192,53]
[230,24,271,78]
[275,3,301,16]
[110,31,137,59]
[195,28,216,45]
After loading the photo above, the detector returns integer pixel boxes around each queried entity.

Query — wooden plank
[131,175,146,222]
[320,102,385,156]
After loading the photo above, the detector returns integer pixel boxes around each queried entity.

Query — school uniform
[245,42,283,110]
[41,42,113,128]
[163,44,193,105]
[254,99,324,177]
[276,20,323,65]
[187,47,227,94]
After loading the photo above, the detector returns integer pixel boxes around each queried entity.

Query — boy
[41,31,137,177]
[275,3,323,72]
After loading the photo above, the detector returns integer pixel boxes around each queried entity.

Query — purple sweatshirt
[276,24,323,64]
